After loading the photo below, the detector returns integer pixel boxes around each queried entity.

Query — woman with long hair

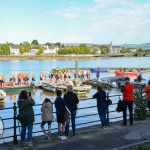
[18,90,35,147]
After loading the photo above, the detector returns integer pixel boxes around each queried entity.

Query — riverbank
[1,119,150,150]
[0,53,150,60]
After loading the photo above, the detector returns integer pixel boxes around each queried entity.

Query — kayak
[114,70,137,76]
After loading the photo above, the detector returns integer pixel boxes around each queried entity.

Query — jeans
[21,123,33,142]
[97,107,107,127]
[123,101,133,124]
[65,111,76,135]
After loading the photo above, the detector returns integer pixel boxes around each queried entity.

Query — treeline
[0,43,10,55]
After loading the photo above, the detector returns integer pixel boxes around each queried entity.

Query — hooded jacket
[41,102,53,121]
[18,98,35,124]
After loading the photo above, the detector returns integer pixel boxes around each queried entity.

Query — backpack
[116,98,124,113]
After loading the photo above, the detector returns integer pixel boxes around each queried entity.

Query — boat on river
[42,82,92,95]
[90,68,109,73]
[0,90,6,100]
[0,85,34,92]
[114,70,137,76]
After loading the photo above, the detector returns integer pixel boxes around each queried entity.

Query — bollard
[106,93,110,126]
[13,103,18,145]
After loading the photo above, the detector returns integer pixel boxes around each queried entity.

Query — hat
[125,77,130,81]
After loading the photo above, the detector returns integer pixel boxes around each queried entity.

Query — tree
[100,45,109,54]
[136,48,143,52]
[120,48,130,53]
[45,42,52,46]
[38,47,44,53]
[31,40,39,45]
[19,47,25,53]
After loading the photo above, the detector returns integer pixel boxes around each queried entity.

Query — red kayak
[114,70,137,76]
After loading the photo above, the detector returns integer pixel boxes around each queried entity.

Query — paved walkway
[1,119,150,150]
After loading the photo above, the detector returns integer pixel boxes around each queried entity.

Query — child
[41,98,53,140]
[55,90,67,140]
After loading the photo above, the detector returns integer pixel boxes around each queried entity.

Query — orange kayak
[114,70,137,76]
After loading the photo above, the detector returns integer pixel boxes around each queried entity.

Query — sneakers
[27,142,34,147]
[43,133,48,139]
[60,135,67,140]
[21,142,26,146]
[58,136,61,140]
[102,126,107,129]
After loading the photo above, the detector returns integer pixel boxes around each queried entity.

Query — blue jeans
[97,107,107,127]
[21,123,33,142]
[65,111,76,135]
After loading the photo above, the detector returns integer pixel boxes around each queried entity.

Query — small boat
[0,85,34,92]
[42,82,91,95]
[90,68,109,73]
[0,90,6,100]
[114,70,137,76]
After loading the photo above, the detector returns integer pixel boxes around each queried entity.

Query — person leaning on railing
[143,80,150,111]
[17,90,35,147]
[93,85,107,129]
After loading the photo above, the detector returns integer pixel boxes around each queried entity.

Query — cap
[125,77,130,81]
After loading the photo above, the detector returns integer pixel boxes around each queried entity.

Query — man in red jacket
[121,77,134,126]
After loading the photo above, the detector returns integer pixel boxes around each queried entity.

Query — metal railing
[0,92,124,144]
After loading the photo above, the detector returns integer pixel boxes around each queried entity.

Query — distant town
[0,40,150,56]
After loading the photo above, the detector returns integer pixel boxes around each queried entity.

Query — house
[30,46,39,52]
[43,46,59,54]
[10,44,19,55]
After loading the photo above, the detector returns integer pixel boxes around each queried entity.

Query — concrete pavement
[1,119,150,150]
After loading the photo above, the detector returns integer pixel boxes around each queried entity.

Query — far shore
[0,53,150,60]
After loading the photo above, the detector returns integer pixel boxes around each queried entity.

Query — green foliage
[100,45,109,54]
[120,48,130,53]
[19,42,30,53]
[57,44,90,54]
[45,42,52,46]
[19,47,25,53]
[134,90,148,119]
[136,48,143,52]
[91,49,97,54]
[0,43,10,55]
[38,47,44,53]
[31,39,39,45]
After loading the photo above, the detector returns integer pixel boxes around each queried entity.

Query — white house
[30,46,39,52]
[43,46,59,54]
[10,44,19,55]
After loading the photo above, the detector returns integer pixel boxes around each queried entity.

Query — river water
[0,57,150,141]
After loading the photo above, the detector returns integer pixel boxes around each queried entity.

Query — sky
[0,0,150,45]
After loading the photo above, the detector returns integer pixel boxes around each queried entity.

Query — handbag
[107,99,112,106]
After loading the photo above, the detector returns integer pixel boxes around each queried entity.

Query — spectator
[64,85,79,136]
[55,90,67,140]
[40,98,53,140]
[143,80,150,111]
[17,90,35,147]
[121,77,134,126]
[93,85,107,129]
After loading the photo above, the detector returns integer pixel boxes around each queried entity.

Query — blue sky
[0,0,150,45]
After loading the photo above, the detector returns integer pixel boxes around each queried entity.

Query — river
[0,57,149,141]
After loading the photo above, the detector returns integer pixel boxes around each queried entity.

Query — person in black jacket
[63,85,79,136]
[55,90,67,140]
[93,85,107,129]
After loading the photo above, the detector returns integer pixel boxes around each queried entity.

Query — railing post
[106,92,110,126]
[13,102,18,145]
